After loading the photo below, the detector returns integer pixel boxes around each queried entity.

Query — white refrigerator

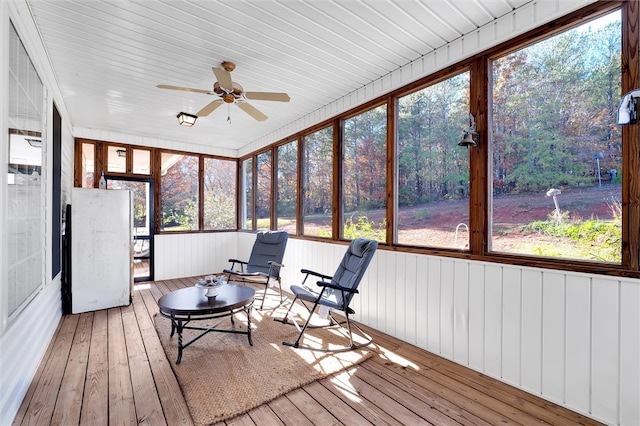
[70,188,133,314]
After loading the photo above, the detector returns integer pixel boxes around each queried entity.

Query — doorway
[107,177,154,282]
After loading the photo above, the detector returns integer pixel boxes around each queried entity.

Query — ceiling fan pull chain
[227,104,231,124]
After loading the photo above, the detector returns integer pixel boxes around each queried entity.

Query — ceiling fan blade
[212,67,233,90]
[244,92,290,102]
[196,100,224,116]
[157,84,211,94]
[237,102,267,121]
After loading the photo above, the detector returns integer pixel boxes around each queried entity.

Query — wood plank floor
[13,278,604,426]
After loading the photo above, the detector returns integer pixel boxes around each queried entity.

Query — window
[256,151,272,230]
[160,153,199,231]
[6,22,45,318]
[107,145,127,173]
[276,140,298,233]
[241,158,253,230]
[302,126,333,237]
[342,105,387,242]
[132,148,151,175]
[490,11,622,262]
[80,142,95,187]
[396,72,471,249]
[204,157,237,230]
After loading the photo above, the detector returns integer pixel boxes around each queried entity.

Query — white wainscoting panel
[0,280,61,426]
[154,232,237,280]
[276,238,639,426]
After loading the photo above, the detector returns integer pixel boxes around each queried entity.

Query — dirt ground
[352,185,621,249]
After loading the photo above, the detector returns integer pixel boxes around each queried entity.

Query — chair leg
[276,295,298,325]
[282,301,320,348]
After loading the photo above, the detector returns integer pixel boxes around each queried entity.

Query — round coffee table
[157,284,255,364]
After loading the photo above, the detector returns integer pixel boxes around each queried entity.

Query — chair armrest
[317,281,359,294]
[227,259,248,273]
[267,260,284,268]
[300,268,332,281]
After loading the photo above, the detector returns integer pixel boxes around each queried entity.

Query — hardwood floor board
[368,354,518,425]
[366,328,604,426]
[224,413,257,426]
[134,288,193,426]
[80,309,108,425]
[121,302,166,425]
[13,278,605,426]
[321,369,421,425]
[19,314,79,426]
[363,356,492,426]
[285,387,340,426]
[50,312,93,426]
[268,396,315,426]
[415,354,598,426]
[301,381,371,426]
[245,404,286,425]
[330,367,435,425]
[354,361,469,426]
[107,308,136,425]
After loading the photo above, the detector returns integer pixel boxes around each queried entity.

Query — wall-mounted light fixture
[177,112,198,127]
[116,149,126,158]
[25,138,42,148]
[458,113,478,149]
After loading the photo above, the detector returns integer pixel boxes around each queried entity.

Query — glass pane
[204,157,237,230]
[160,153,199,231]
[276,140,298,233]
[302,126,333,237]
[256,151,272,230]
[107,145,127,173]
[490,11,622,262]
[108,179,152,281]
[342,105,387,242]
[241,158,253,230]
[6,22,44,316]
[396,71,471,249]
[132,148,151,175]
[81,142,94,188]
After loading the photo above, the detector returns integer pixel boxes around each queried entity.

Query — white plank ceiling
[26,0,530,152]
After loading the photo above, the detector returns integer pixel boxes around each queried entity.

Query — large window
[342,105,387,242]
[203,157,237,230]
[160,153,199,231]
[396,72,471,249]
[6,22,45,318]
[302,126,333,237]
[256,151,272,230]
[276,140,298,233]
[490,11,622,262]
[241,158,253,230]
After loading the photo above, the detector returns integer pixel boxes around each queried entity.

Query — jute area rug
[154,290,374,426]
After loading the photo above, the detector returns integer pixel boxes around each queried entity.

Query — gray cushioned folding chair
[279,238,378,352]
[224,231,288,309]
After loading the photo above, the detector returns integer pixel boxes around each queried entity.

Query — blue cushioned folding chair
[224,231,288,309]
[279,238,377,352]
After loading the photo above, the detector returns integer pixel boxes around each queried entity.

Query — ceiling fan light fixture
[177,112,197,127]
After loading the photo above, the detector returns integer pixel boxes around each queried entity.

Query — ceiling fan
[157,61,290,122]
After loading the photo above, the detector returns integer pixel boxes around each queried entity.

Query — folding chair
[224,231,288,309]
[279,238,378,352]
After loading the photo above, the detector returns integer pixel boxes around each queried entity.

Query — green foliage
[342,215,386,242]
[415,208,431,221]
[525,207,621,262]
